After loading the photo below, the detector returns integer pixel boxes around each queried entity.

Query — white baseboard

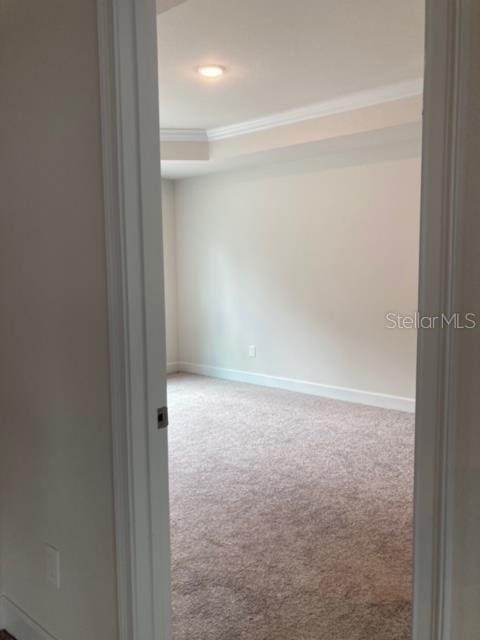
[176,362,415,413]
[167,362,180,374]
[0,595,57,640]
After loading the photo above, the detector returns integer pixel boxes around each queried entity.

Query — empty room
[3,3,480,640]
[158,1,423,638]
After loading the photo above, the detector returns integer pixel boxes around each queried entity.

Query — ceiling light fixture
[197,65,225,79]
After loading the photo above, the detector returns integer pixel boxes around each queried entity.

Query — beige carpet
[168,373,414,640]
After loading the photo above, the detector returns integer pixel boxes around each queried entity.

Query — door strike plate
[157,406,169,429]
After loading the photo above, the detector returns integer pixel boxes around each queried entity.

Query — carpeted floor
[168,373,414,640]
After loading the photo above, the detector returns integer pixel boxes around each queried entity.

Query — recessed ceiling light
[197,65,225,79]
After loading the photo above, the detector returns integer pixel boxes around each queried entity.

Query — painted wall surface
[162,179,179,366]
[0,2,117,640]
[173,141,421,399]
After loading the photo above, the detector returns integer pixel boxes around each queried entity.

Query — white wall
[0,2,117,639]
[162,179,179,367]
[172,139,421,401]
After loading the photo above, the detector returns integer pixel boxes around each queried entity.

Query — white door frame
[413,2,480,638]
[96,1,479,639]
[97,1,171,640]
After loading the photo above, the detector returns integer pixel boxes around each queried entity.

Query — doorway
[158,1,421,637]
[97,0,478,639]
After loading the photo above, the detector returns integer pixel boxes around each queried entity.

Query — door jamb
[97,1,171,640]
[413,1,477,638]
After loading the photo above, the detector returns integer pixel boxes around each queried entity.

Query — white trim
[207,78,423,140]
[176,362,415,413]
[0,596,57,640]
[157,79,423,144]
[97,2,171,640]
[166,362,179,374]
[96,4,133,640]
[412,1,480,639]
[156,0,188,13]
[160,128,208,142]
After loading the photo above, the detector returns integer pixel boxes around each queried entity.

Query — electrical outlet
[248,345,256,358]
[45,544,61,588]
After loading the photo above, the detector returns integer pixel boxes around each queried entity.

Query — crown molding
[160,128,208,142]
[156,0,187,14]
[207,78,423,141]
[159,79,423,145]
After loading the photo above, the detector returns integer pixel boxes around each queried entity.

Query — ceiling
[157,0,424,130]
